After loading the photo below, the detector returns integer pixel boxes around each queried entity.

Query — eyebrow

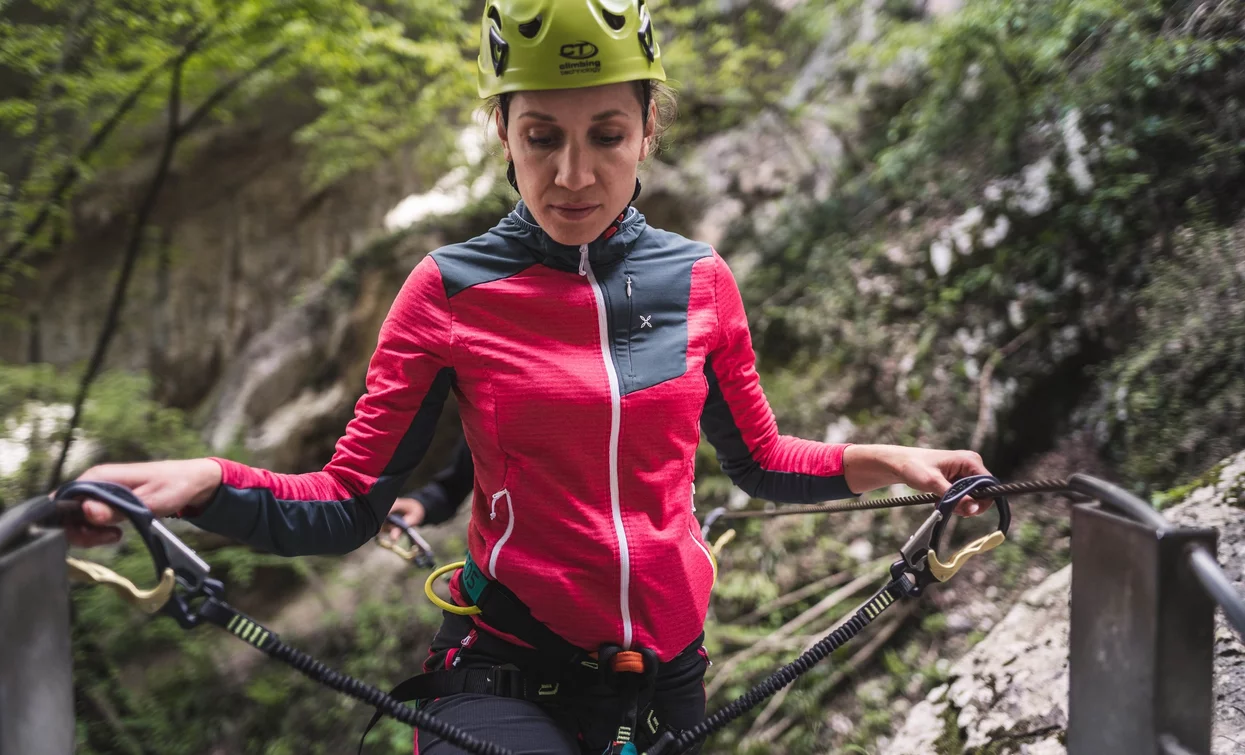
[591,109,628,121]
[515,109,630,122]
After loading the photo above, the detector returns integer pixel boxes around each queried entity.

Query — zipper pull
[578,244,589,276]
[626,275,632,297]
[490,489,508,520]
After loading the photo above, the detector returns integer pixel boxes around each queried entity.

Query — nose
[554,142,595,193]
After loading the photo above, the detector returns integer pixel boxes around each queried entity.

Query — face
[498,82,656,246]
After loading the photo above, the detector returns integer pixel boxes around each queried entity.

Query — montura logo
[559,41,598,59]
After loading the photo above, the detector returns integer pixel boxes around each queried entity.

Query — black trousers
[414,613,710,755]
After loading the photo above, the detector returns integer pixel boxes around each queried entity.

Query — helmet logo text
[559,41,599,60]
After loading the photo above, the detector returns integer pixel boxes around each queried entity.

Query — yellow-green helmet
[477,0,666,98]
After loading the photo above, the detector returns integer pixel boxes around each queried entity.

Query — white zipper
[579,243,633,649]
[487,488,515,578]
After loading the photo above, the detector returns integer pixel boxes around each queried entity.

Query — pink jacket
[191,202,853,661]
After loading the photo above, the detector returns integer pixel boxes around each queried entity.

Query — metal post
[0,526,74,755]
[1068,503,1217,755]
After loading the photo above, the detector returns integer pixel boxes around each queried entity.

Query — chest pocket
[610,266,696,396]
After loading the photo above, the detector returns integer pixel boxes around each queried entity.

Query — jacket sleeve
[186,255,456,556]
[700,251,854,503]
[403,435,474,526]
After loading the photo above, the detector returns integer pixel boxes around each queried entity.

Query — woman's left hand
[891,447,994,516]
[844,444,994,516]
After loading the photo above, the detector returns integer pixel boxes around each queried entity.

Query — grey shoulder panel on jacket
[430,232,537,299]
[628,226,715,266]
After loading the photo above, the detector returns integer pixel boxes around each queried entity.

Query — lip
[550,203,600,221]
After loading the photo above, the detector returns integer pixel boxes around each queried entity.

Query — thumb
[403,499,426,527]
[82,499,122,526]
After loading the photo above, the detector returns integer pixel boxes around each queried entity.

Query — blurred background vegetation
[1,0,1242,752]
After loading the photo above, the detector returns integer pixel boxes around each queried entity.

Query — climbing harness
[377,550,670,755]
[376,513,437,568]
[32,481,517,755]
[641,474,1013,755]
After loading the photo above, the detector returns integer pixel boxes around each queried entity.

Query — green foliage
[991,541,1028,588]
[745,0,1245,484]
[840,641,950,752]
[934,697,967,755]
[655,0,828,139]
[1098,222,1245,486]
[1015,521,1043,551]
[921,612,949,633]
[0,363,207,504]
[0,0,476,290]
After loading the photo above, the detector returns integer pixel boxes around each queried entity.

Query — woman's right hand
[59,458,223,547]
[385,496,427,540]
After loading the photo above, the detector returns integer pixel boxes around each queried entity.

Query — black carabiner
[377,514,436,569]
[890,474,1011,595]
[53,480,224,628]
[700,507,728,540]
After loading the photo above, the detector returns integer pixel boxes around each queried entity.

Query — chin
[546,225,600,246]
[531,207,607,246]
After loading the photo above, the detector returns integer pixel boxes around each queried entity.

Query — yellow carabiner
[424,561,482,616]
[927,531,1007,582]
[377,535,420,563]
[702,528,735,588]
[67,557,177,614]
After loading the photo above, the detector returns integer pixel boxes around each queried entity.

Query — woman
[69,1,992,752]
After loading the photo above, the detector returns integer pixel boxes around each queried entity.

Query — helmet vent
[637,7,655,62]
[487,5,509,77]
[517,16,542,38]
[602,9,626,31]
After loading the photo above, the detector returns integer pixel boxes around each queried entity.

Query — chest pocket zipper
[625,274,635,376]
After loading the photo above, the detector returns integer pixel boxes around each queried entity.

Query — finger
[82,499,125,526]
[954,493,996,517]
[65,523,123,548]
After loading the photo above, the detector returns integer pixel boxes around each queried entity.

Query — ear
[639,100,657,161]
[495,108,511,161]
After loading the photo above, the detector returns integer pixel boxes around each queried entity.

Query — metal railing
[0,522,73,755]
[1066,473,1245,755]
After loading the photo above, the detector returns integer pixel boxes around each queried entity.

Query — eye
[526,133,558,148]
[597,134,625,146]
